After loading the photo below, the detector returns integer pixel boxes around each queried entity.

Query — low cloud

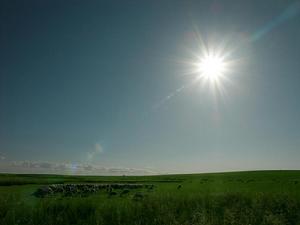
[0,160,157,175]
[0,153,6,160]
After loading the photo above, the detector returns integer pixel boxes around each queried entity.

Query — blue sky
[1,0,300,174]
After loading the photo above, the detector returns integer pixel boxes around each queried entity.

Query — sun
[196,53,226,82]
[183,43,234,97]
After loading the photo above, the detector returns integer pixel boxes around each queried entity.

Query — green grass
[1,170,300,225]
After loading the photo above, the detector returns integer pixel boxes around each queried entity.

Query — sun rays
[182,33,237,100]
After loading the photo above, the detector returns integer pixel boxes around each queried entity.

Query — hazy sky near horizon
[1,0,300,175]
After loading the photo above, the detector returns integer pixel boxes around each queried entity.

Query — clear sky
[1,0,300,175]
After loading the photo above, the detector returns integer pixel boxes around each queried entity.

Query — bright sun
[196,54,226,81]
[180,35,235,97]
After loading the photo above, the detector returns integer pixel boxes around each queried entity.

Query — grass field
[1,170,300,225]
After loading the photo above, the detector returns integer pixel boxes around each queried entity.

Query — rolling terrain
[1,170,300,225]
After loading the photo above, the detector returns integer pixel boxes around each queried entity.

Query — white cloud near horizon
[0,160,157,175]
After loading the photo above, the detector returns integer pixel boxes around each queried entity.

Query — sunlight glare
[197,54,226,81]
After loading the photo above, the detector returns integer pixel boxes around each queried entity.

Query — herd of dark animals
[33,183,185,199]
[33,183,155,198]
[35,180,299,198]
[31,179,299,199]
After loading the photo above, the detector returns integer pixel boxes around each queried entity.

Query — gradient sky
[1,0,300,175]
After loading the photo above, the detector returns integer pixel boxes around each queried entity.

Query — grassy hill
[1,170,300,225]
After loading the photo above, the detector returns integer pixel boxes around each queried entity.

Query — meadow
[1,170,300,225]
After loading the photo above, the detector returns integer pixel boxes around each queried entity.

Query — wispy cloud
[87,143,104,161]
[0,153,6,160]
